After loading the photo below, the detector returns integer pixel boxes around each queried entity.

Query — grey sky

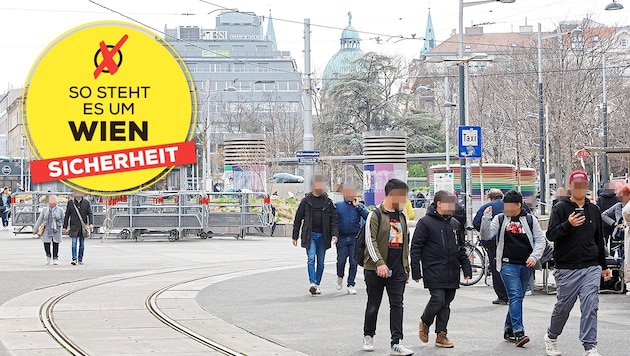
[1,0,628,88]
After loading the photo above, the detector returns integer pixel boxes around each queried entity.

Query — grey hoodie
[480,211,546,271]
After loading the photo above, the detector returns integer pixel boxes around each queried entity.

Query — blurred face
[389,189,408,210]
[436,195,456,215]
[504,202,522,217]
[619,191,630,205]
[73,190,84,200]
[342,187,357,202]
[48,196,57,208]
[556,188,567,197]
[570,181,588,200]
[312,180,324,196]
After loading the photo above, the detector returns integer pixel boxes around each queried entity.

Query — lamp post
[605,1,624,10]
[458,0,515,228]
[536,24,582,214]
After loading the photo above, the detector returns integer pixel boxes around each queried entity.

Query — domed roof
[341,24,360,40]
[323,12,364,91]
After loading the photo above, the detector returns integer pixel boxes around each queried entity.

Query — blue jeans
[71,236,85,262]
[500,263,532,333]
[2,210,8,227]
[306,232,325,285]
[336,235,357,286]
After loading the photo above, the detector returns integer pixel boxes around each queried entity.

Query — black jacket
[411,204,472,289]
[546,198,607,270]
[292,193,339,250]
[62,198,94,238]
[597,191,619,212]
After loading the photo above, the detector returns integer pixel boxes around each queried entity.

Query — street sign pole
[458,126,482,233]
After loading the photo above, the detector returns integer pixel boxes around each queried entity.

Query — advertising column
[362,131,407,206]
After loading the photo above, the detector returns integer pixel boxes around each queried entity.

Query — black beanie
[503,190,523,204]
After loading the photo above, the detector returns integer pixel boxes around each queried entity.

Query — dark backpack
[354,208,381,267]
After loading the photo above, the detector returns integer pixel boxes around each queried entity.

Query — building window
[256,45,268,51]
[187,63,197,72]
[232,45,244,52]
[621,39,628,47]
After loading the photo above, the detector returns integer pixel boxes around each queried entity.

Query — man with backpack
[360,178,413,355]
[292,175,339,296]
[480,190,546,347]
[411,190,472,349]
[473,188,508,305]
[335,183,369,295]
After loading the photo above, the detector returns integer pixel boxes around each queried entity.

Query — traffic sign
[296,150,320,158]
[458,126,482,158]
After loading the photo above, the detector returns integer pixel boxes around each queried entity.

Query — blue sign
[296,150,320,158]
[458,126,482,158]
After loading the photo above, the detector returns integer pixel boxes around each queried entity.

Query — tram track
[38,265,246,355]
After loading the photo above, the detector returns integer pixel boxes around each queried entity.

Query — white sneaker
[46,257,51,265]
[53,259,58,265]
[348,286,357,295]
[390,343,414,355]
[544,334,562,356]
[525,290,533,296]
[584,348,601,356]
[336,276,343,290]
[362,335,374,351]
[315,286,321,295]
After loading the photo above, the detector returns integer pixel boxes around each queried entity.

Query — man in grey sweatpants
[544,170,611,356]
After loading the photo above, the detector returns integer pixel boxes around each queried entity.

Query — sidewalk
[1,229,629,355]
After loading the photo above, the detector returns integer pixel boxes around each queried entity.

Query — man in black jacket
[62,190,94,266]
[292,175,339,295]
[411,190,472,349]
[544,170,611,356]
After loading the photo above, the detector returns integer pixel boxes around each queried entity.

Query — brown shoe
[419,321,429,343]
[435,331,454,348]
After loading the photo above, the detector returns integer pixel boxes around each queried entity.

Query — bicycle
[460,233,488,286]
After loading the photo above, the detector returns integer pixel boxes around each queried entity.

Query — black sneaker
[504,329,516,343]
[514,331,530,347]
[71,260,77,265]
[493,299,509,305]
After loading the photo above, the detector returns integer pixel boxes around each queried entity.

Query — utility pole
[302,18,314,194]
[537,23,546,215]
[602,55,609,185]
[458,1,466,208]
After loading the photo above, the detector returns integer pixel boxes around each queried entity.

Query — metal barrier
[202,192,274,239]
[11,190,273,241]
[10,192,72,234]
[10,192,107,235]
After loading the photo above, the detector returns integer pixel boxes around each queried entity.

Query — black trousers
[44,242,59,259]
[421,288,457,333]
[484,243,508,301]
[363,269,406,345]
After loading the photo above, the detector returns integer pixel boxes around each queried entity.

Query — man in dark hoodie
[412,190,472,349]
[292,175,339,296]
[544,170,611,356]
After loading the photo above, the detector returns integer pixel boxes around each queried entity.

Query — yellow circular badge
[23,21,197,195]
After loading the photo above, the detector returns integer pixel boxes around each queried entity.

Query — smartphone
[574,207,585,216]
[387,269,393,278]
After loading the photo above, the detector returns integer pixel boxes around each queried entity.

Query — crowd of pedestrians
[291,170,629,355]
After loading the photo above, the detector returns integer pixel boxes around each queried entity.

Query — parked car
[273,173,304,183]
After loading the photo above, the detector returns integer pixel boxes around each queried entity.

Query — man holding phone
[544,170,611,356]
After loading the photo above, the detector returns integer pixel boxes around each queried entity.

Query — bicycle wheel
[460,246,486,286]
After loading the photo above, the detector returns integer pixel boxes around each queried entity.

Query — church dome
[323,12,364,91]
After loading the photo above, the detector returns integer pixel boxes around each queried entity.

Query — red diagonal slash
[93,34,128,79]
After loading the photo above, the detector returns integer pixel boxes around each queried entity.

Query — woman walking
[34,195,64,265]
[1,187,10,230]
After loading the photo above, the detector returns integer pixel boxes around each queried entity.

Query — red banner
[31,141,197,183]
